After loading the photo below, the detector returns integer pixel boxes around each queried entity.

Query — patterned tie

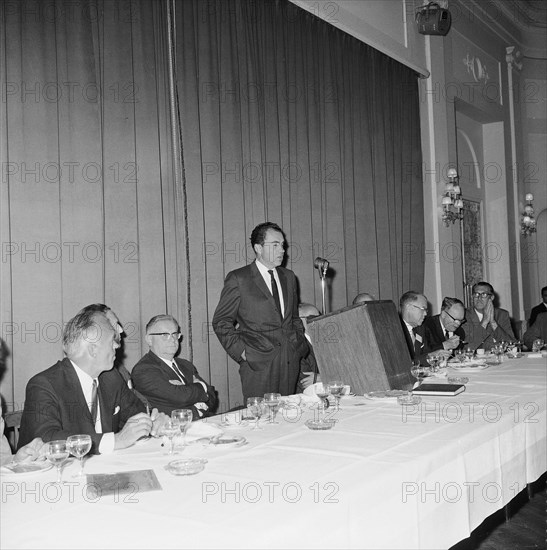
[445,330,450,341]
[90,379,99,424]
[269,270,283,319]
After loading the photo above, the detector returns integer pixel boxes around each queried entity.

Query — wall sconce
[521,193,536,237]
[441,168,463,226]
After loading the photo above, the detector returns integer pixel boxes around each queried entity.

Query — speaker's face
[404,295,428,327]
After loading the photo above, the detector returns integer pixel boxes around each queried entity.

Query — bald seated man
[352,293,375,305]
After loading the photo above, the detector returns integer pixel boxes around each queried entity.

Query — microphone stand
[314,258,329,314]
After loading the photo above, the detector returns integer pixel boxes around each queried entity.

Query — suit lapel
[62,358,98,429]
[277,268,288,319]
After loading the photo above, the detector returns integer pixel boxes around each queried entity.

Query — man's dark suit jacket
[400,317,427,364]
[529,303,547,327]
[523,312,547,350]
[463,308,515,351]
[131,351,217,417]
[423,314,465,353]
[18,358,145,453]
[212,262,309,401]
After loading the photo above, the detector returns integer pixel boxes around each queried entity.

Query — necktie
[90,379,99,424]
[269,269,283,319]
[171,361,187,384]
[445,330,450,340]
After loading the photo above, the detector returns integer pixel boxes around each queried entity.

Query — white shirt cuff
[98,432,115,454]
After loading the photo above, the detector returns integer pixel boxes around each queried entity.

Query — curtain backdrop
[175,0,424,408]
[0,0,178,411]
[1,0,424,413]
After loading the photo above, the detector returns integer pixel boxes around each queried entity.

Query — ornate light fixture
[441,168,463,226]
[521,193,536,237]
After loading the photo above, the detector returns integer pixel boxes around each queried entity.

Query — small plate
[210,435,247,447]
[164,458,207,476]
[305,419,336,430]
[449,363,489,372]
[364,390,409,400]
[0,460,53,476]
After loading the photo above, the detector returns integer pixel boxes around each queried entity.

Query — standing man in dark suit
[132,315,217,417]
[423,297,466,354]
[213,222,309,401]
[529,286,547,327]
[463,281,515,351]
[19,309,166,454]
[399,291,428,364]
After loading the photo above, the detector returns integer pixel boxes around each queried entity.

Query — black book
[412,383,466,396]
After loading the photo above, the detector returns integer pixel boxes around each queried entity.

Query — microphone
[314,257,329,272]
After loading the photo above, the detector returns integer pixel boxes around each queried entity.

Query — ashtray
[448,376,469,384]
[164,458,207,476]
[305,419,336,430]
[397,394,422,406]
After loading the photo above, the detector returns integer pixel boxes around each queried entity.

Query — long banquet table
[1,355,546,549]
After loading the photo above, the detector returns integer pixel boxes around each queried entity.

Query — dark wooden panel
[307,300,413,393]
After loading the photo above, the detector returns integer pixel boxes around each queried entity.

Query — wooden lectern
[306,300,413,393]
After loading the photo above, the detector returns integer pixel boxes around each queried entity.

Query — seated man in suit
[463,282,515,352]
[399,291,429,364]
[19,309,166,454]
[523,312,547,351]
[132,315,217,418]
[529,286,547,327]
[423,297,466,355]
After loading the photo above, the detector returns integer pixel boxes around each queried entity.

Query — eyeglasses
[410,304,427,312]
[148,332,182,341]
[473,292,492,298]
[444,310,465,324]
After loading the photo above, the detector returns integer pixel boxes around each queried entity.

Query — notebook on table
[412,383,466,396]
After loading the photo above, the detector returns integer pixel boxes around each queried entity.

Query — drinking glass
[66,434,92,477]
[410,361,430,387]
[246,397,264,430]
[491,343,504,364]
[172,409,193,448]
[532,339,544,353]
[315,382,330,419]
[161,419,181,454]
[263,393,281,424]
[327,380,344,411]
[46,440,69,484]
[426,354,440,373]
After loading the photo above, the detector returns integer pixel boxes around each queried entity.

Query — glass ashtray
[447,376,469,384]
[164,458,208,476]
[397,394,422,406]
[305,419,336,430]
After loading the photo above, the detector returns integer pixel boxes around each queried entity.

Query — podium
[306,300,413,393]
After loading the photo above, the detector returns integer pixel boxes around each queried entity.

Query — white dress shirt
[255,260,285,315]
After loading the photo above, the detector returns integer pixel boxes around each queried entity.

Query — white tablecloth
[1,356,545,549]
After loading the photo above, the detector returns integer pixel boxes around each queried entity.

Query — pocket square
[169,379,184,386]
[113,405,120,415]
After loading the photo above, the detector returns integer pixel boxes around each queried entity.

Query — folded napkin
[526,352,543,359]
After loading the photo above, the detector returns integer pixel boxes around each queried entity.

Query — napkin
[526,352,543,359]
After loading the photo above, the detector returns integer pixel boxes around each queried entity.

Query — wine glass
[46,440,69,484]
[66,434,92,478]
[263,393,281,424]
[172,409,193,448]
[410,361,430,387]
[315,382,330,419]
[491,343,504,364]
[327,380,344,411]
[246,397,264,430]
[532,339,544,353]
[161,419,181,455]
[426,354,440,373]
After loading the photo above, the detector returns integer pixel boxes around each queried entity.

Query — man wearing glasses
[423,297,466,354]
[213,222,309,400]
[132,315,217,417]
[464,282,515,351]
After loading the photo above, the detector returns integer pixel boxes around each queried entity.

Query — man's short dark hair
[441,297,464,311]
[250,222,283,248]
[145,314,179,333]
[541,286,547,294]
[472,282,494,294]
[400,291,422,310]
[79,303,110,314]
[63,310,107,356]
